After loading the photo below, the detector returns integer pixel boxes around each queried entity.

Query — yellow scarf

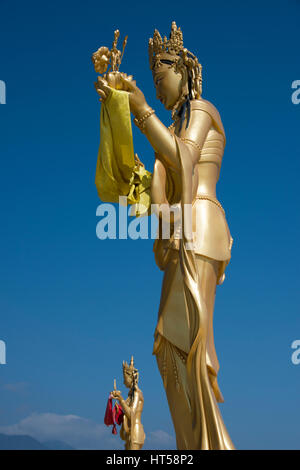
[95,88,152,217]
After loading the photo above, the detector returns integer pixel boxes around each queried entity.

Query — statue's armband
[180,109,212,166]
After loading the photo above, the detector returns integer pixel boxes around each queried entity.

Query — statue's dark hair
[128,370,139,401]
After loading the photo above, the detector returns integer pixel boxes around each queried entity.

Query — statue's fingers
[94,83,103,93]
[97,78,112,95]
[96,89,107,101]
[94,81,102,91]
[97,76,109,89]
[120,75,136,91]
[96,78,105,90]
[101,83,112,95]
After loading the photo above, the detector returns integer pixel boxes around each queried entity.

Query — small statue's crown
[123,356,137,374]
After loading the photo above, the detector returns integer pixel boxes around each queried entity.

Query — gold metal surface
[94,21,235,450]
[111,357,146,450]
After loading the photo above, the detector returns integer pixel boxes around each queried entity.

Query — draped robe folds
[95,88,152,216]
[152,133,235,450]
[120,389,145,449]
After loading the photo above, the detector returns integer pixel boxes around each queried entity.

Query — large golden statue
[110,357,146,450]
[94,22,235,450]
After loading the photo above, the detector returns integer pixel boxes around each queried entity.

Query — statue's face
[153,62,183,110]
[123,371,133,388]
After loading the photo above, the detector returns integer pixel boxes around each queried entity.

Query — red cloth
[104,395,124,435]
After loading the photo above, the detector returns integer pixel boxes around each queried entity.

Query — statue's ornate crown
[123,356,138,374]
[148,21,202,99]
[148,21,183,68]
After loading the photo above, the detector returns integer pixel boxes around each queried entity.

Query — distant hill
[0,433,48,450]
[0,433,75,450]
[42,440,75,450]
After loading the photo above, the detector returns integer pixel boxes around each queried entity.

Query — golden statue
[110,357,146,450]
[93,22,235,450]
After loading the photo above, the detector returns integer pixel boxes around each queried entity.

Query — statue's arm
[142,110,212,173]
[111,390,132,418]
[118,391,139,422]
[141,114,180,170]
[151,157,168,205]
[122,73,213,171]
[95,75,211,171]
[130,390,140,416]
[119,397,132,419]
[176,109,213,162]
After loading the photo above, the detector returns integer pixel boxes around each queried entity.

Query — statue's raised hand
[119,75,149,119]
[94,73,135,103]
[94,76,112,102]
[110,390,122,401]
[106,72,133,90]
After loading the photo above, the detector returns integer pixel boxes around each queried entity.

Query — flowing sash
[175,136,235,449]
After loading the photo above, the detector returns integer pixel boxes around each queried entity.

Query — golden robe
[152,99,235,450]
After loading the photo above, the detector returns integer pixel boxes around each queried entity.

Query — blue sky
[0,0,300,449]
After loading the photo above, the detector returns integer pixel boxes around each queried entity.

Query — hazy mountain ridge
[0,433,75,450]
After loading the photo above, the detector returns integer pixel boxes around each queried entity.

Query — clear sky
[0,0,300,450]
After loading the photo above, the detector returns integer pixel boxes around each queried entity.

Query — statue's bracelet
[133,108,155,132]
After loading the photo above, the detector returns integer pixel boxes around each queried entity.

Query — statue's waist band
[194,194,225,216]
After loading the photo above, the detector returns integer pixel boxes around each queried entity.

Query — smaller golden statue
[110,357,146,450]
